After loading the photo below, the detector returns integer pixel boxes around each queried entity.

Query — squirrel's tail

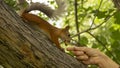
[25,0,68,19]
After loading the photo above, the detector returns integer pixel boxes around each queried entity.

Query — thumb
[82,60,91,65]
[82,58,96,65]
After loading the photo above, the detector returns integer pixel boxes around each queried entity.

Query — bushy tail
[25,0,68,19]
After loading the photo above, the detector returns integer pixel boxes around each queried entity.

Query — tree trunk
[112,0,120,10]
[0,0,87,68]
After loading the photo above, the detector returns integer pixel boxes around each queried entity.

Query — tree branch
[87,32,119,64]
[0,1,87,68]
[74,0,80,43]
[112,0,120,10]
[72,0,103,38]
[72,10,117,38]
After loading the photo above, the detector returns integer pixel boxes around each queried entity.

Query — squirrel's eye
[68,34,70,37]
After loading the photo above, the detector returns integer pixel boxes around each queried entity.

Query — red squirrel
[20,0,70,50]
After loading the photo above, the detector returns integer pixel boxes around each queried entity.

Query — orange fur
[22,12,70,50]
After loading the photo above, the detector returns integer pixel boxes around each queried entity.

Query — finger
[74,47,99,55]
[67,47,99,56]
[76,55,89,61]
[82,60,91,64]
[66,46,76,51]
[74,47,90,52]
[67,46,86,51]
[72,51,84,56]
[74,47,86,51]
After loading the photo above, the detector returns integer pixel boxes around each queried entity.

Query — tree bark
[0,0,87,68]
[112,0,120,10]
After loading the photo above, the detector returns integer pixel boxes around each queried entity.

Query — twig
[90,0,103,28]
[72,0,103,38]
[87,31,120,64]
[72,10,117,38]
[74,0,80,42]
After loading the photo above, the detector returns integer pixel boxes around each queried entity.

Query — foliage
[64,0,120,68]
[4,0,19,10]
[4,0,120,68]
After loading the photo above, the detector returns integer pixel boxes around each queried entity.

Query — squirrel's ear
[65,26,70,30]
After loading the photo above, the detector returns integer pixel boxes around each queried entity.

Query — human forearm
[98,54,119,68]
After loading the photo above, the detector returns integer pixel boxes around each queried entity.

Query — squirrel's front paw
[60,48,65,52]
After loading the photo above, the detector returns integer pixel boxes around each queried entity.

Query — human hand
[66,46,119,68]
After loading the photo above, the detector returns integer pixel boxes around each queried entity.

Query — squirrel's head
[60,26,71,44]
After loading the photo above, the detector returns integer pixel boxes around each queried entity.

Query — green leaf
[114,11,120,25]
[92,10,107,19]
[79,36,88,45]
[96,35,107,45]
[111,41,120,49]
[111,29,120,40]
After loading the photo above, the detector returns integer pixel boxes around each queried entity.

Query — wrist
[98,54,119,68]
